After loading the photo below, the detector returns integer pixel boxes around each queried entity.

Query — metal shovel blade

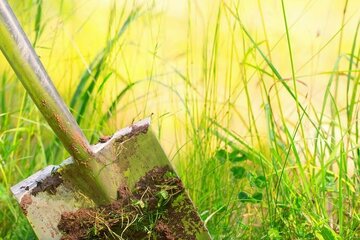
[11,118,210,240]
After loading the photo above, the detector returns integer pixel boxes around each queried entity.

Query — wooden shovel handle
[0,0,94,163]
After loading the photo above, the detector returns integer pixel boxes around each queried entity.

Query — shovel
[0,0,210,239]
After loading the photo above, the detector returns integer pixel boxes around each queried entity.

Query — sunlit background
[2,1,359,149]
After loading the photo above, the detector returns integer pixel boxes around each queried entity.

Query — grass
[0,0,360,239]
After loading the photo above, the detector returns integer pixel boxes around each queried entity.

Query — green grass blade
[97,80,142,130]
[33,0,42,46]
[70,8,140,116]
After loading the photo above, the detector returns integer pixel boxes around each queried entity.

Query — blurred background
[1,0,359,145]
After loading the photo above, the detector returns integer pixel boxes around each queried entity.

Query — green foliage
[238,191,251,202]
[70,8,140,125]
[316,225,341,240]
[253,176,266,189]
[230,166,246,179]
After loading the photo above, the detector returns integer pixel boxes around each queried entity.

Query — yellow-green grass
[0,0,359,239]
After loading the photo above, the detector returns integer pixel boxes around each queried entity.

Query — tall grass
[0,0,359,239]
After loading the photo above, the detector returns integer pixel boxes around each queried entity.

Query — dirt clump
[20,193,32,215]
[155,220,175,240]
[31,172,63,196]
[58,166,206,239]
[98,135,112,143]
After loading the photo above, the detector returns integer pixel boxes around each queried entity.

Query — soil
[18,172,63,215]
[57,166,206,240]
[31,172,63,196]
[155,220,175,240]
[20,193,32,215]
[98,135,112,143]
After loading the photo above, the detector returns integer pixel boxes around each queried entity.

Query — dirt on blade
[31,172,63,196]
[115,123,149,143]
[20,194,32,215]
[57,166,206,240]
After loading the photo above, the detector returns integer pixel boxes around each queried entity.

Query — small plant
[58,166,204,239]
[214,148,265,204]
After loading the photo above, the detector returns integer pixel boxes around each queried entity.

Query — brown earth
[31,172,63,196]
[20,193,32,215]
[98,135,112,143]
[57,166,206,240]
[18,171,62,215]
